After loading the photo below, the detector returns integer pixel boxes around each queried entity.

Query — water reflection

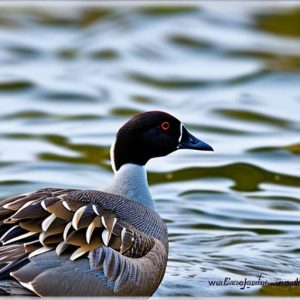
[0,2,300,297]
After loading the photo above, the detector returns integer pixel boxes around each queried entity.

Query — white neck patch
[105,164,155,210]
[110,138,117,174]
[177,122,183,149]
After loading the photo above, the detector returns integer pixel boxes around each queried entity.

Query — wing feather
[0,188,156,285]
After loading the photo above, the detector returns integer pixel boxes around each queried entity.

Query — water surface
[0,2,300,296]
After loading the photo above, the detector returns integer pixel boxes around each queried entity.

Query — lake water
[0,2,300,296]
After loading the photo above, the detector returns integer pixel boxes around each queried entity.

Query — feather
[24,240,41,253]
[102,230,110,246]
[62,200,84,211]
[92,205,100,215]
[70,236,102,261]
[19,220,42,233]
[3,192,47,211]
[0,225,22,243]
[41,214,56,232]
[86,216,102,244]
[55,241,68,256]
[63,222,72,241]
[44,201,72,221]
[3,232,38,246]
[71,206,87,230]
[40,197,57,211]
[65,230,86,247]
[6,202,48,222]
[28,246,53,259]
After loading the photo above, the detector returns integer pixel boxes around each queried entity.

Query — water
[0,2,300,296]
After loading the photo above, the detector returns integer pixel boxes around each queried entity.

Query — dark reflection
[0,179,29,186]
[141,6,197,16]
[149,163,300,191]
[214,109,290,128]
[250,195,300,206]
[168,34,212,51]
[0,80,33,91]
[90,49,119,60]
[131,95,157,104]
[259,284,300,296]
[5,45,41,58]
[255,8,300,38]
[129,73,211,89]
[79,9,112,27]
[228,50,300,72]
[248,143,300,155]
[110,107,142,116]
[3,110,50,120]
[39,150,107,167]
[225,69,270,84]
[39,142,110,168]
[39,92,98,102]
[56,48,78,59]
[191,223,284,235]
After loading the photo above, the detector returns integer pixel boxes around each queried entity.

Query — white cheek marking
[110,139,117,174]
[177,122,183,149]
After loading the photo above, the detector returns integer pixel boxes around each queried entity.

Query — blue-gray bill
[179,126,213,151]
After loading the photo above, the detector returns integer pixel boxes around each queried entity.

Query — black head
[111,111,213,171]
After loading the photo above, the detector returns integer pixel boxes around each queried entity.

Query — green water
[0,3,300,296]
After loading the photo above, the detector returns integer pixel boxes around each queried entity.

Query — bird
[0,110,213,296]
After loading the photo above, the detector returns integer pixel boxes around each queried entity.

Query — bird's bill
[178,126,213,151]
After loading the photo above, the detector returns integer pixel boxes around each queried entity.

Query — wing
[0,188,167,296]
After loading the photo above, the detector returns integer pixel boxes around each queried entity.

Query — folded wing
[0,188,166,296]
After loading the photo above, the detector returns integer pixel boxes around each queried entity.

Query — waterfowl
[0,111,213,296]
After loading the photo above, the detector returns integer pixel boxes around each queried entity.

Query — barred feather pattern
[0,188,168,296]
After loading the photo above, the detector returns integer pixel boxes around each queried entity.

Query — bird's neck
[106,164,155,211]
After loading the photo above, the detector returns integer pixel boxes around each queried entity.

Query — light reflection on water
[0,2,300,296]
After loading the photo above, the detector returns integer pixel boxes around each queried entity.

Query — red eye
[161,121,170,131]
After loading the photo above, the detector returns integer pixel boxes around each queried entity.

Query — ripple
[4,45,41,58]
[129,72,211,89]
[37,89,99,102]
[141,6,197,16]
[3,110,50,120]
[214,109,290,128]
[79,9,112,27]
[89,49,119,60]
[1,4,300,297]
[109,107,142,116]
[149,162,300,191]
[168,34,212,51]
[255,8,300,38]
[248,142,300,156]
[0,79,33,91]
[56,48,78,59]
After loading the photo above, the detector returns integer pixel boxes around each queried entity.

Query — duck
[0,110,213,296]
